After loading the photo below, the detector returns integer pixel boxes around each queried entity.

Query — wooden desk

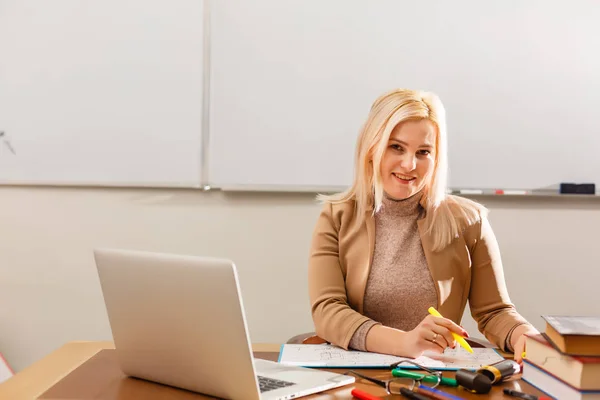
[0,341,544,399]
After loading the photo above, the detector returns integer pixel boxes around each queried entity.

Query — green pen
[392,369,458,387]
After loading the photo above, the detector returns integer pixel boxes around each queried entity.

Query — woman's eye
[390,144,402,151]
[418,149,431,156]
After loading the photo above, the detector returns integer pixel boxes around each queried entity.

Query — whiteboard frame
[0,0,211,190]
[200,0,212,188]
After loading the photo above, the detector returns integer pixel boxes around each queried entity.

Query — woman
[308,88,537,362]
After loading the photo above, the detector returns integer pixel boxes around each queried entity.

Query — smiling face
[380,119,437,200]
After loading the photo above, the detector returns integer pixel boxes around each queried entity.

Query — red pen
[351,388,383,400]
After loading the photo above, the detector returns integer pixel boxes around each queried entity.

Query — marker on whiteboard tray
[494,189,530,195]
[458,189,483,195]
[559,183,596,195]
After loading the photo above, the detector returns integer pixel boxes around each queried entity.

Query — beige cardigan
[308,196,530,352]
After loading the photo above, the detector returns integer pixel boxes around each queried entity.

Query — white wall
[0,186,599,372]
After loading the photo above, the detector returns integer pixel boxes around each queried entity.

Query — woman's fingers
[413,315,469,356]
[430,325,456,349]
[420,334,445,353]
[430,316,469,337]
[428,340,445,353]
[419,327,448,352]
[513,335,526,365]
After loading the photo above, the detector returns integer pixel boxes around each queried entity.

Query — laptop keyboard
[257,375,296,393]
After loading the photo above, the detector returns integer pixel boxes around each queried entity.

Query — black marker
[503,388,551,400]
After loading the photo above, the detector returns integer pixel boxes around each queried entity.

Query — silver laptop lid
[94,248,261,400]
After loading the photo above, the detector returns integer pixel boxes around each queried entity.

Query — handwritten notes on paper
[278,344,505,370]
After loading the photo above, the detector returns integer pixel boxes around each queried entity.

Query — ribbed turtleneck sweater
[348,192,438,351]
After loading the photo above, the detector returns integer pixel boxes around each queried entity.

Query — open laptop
[93,248,354,400]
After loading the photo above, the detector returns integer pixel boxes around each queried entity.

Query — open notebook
[278,344,504,371]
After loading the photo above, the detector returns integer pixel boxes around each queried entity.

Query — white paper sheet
[278,344,505,371]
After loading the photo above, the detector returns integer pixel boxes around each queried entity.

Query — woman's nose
[400,155,416,171]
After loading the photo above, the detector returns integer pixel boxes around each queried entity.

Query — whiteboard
[0,0,206,187]
[209,0,600,191]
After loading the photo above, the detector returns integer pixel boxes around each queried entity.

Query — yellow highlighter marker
[428,306,473,353]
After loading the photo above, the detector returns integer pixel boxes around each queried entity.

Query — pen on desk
[427,307,473,353]
[416,385,466,400]
[392,369,458,387]
[399,387,431,400]
[503,388,551,400]
[351,388,383,400]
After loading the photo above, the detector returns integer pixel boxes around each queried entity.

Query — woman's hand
[399,315,469,358]
[511,325,539,365]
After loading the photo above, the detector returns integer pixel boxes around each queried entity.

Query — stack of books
[523,315,600,399]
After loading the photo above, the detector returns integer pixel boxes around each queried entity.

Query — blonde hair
[319,88,486,251]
